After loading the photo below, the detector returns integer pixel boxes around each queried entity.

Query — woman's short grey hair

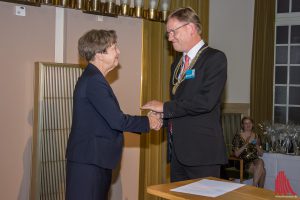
[168,7,202,35]
[78,29,117,62]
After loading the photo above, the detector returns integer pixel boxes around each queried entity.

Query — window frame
[273,0,300,124]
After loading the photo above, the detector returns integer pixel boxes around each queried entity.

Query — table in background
[262,153,300,195]
[147,177,277,200]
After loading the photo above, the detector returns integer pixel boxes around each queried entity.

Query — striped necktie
[183,54,190,72]
[179,55,190,79]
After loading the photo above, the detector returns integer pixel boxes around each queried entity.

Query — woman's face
[242,119,253,131]
[102,43,120,71]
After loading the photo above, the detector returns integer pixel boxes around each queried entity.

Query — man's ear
[189,23,197,35]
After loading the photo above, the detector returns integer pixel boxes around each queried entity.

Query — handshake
[141,100,164,131]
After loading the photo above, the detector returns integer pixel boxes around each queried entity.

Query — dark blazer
[163,45,228,166]
[66,63,149,169]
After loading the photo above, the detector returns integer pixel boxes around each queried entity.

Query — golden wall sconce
[120,0,129,16]
[0,0,171,22]
[134,0,143,18]
[148,0,158,20]
[160,0,170,22]
[104,0,116,16]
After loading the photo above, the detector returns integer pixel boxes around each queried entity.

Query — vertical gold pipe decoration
[52,0,59,6]
[128,6,134,16]
[134,0,143,18]
[86,0,91,10]
[91,0,100,11]
[160,10,168,22]
[69,0,76,9]
[61,0,69,7]
[99,2,105,14]
[115,4,120,15]
[120,0,129,16]
[105,0,116,15]
[75,0,85,10]
[42,0,52,5]
[159,0,170,22]
[135,6,143,17]
[148,8,156,20]
[148,0,158,20]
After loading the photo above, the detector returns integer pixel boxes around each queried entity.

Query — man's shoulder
[202,47,227,63]
[205,46,225,56]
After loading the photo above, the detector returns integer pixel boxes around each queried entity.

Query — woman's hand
[147,111,163,131]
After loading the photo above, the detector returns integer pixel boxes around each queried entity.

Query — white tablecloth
[262,153,300,195]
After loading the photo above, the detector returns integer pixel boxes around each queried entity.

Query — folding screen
[30,62,83,200]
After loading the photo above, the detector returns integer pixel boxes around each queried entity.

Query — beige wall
[0,3,55,200]
[209,0,255,104]
[0,2,143,200]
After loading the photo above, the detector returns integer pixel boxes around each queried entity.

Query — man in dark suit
[142,7,228,182]
[66,29,161,200]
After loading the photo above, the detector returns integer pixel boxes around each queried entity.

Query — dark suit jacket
[164,45,228,166]
[66,63,149,169]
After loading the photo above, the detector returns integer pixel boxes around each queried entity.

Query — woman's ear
[95,52,104,62]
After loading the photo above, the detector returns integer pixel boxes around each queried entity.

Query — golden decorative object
[3,0,171,22]
[134,6,143,18]
[128,7,134,16]
[91,0,99,12]
[42,0,52,4]
[148,8,156,20]
[76,0,85,9]
[160,10,168,22]
[120,3,129,16]
[105,1,115,15]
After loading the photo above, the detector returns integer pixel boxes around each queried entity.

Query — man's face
[166,18,190,52]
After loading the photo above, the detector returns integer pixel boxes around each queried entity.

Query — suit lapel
[171,46,210,96]
[88,64,121,109]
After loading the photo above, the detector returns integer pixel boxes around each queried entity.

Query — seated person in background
[232,116,266,188]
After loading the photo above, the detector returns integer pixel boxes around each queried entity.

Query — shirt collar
[184,40,205,60]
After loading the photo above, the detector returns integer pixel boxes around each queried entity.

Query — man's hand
[141,100,164,113]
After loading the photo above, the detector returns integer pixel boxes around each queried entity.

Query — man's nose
[168,34,174,41]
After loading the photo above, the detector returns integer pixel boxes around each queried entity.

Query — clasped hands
[142,100,164,131]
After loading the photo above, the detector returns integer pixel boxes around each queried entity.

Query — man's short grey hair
[168,7,202,35]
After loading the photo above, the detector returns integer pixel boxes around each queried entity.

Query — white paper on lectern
[170,179,245,197]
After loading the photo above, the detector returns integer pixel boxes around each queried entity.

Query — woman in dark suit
[65,29,161,200]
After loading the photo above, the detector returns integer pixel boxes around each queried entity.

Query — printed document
[171,179,245,197]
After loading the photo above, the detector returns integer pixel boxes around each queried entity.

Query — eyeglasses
[165,23,189,38]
